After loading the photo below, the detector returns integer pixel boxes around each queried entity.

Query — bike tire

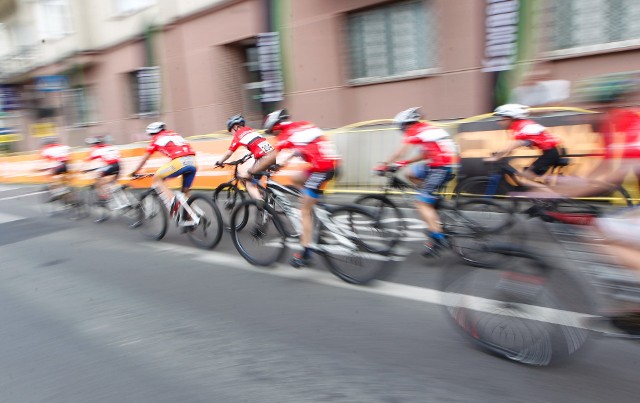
[84,185,110,223]
[455,198,515,234]
[353,194,405,253]
[186,194,224,249]
[118,186,144,228]
[230,199,287,266]
[138,191,168,240]
[213,183,248,231]
[441,244,592,366]
[320,205,396,285]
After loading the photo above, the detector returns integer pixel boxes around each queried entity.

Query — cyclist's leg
[415,166,452,255]
[522,148,559,182]
[406,163,428,187]
[292,169,335,267]
[154,157,196,207]
[241,157,263,200]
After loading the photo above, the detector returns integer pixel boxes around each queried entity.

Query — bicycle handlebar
[215,153,253,168]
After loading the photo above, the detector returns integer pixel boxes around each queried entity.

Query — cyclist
[376,107,460,257]
[38,137,72,199]
[84,136,121,203]
[487,103,564,184]
[249,109,341,268]
[567,74,640,196]
[130,122,197,215]
[214,114,276,200]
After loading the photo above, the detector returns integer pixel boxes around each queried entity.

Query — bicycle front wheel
[230,200,287,266]
[213,183,248,231]
[320,205,396,285]
[354,194,405,253]
[441,246,591,366]
[186,194,224,249]
[138,191,168,240]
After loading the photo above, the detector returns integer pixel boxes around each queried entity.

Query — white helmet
[393,107,422,130]
[146,121,166,135]
[263,109,290,134]
[494,104,529,119]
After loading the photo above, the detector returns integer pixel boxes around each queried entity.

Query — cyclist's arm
[131,152,152,175]
[216,149,233,166]
[488,140,529,160]
[384,143,412,165]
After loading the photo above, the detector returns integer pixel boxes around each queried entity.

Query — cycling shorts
[528,147,561,176]
[156,156,197,189]
[97,162,120,178]
[51,162,68,176]
[413,165,454,205]
[303,169,337,199]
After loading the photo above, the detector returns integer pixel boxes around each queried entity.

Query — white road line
[143,242,596,329]
[0,212,25,224]
[0,190,46,201]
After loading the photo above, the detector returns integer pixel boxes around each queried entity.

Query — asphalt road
[0,184,639,402]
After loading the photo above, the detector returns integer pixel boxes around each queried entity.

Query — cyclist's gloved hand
[394,160,411,168]
[214,161,224,168]
[373,163,388,175]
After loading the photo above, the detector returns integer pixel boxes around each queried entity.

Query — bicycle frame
[218,153,253,189]
[264,178,358,251]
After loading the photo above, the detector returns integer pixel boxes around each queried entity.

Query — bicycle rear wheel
[230,200,287,266]
[138,191,168,240]
[320,205,395,285]
[454,176,517,211]
[455,198,515,234]
[441,245,592,366]
[354,194,405,253]
[118,186,143,228]
[84,185,110,223]
[213,183,248,231]
[186,194,224,249]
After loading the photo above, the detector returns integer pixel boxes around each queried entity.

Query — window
[129,67,161,116]
[64,86,97,126]
[347,0,436,83]
[550,0,640,54]
[113,0,154,16]
[35,0,73,40]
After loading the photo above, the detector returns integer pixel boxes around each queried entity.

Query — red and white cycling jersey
[146,130,195,159]
[403,122,459,167]
[275,121,341,172]
[87,144,120,165]
[228,126,274,159]
[602,109,640,159]
[40,144,71,163]
[509,119,560,151]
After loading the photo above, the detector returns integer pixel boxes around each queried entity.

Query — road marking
[0,190,46,201]
[0,212,25,224]
[143,242,596,329]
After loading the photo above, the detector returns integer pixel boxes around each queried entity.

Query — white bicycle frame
[265,179,358,252]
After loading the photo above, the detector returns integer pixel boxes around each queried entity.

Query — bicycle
[229,168,396,285]
[355,165,515,268]
[38,170,87,220]
[453,155,634,209]
[82,170,143,227]
[134,174,224,249]
[212,152,253,231]
[441,201,640,366]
